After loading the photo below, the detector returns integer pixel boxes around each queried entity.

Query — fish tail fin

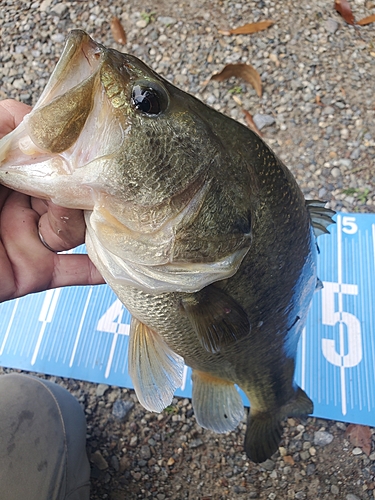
[245,387,313,463]
[192,370,244,433]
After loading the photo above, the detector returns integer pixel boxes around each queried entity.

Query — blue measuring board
[0,212,374,427]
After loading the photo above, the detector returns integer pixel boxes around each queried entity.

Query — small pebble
[96,384,109,397]
[136,19,148,28]
[129,436,138,447]
[158,16,176,25]
[253,113,276,130]
[261,459,275,471]
[331,167,341,178]
[350,148,360,160]
[331,484,339,495]
[325,18,339,34]
[314,431,334,446]
[50,34,65,43]
[140,445,151,460]
[112,400,134,419]
[51,2,68,16]
[188,438,204,448]
[91,450,109,470]
[39,0,52,11]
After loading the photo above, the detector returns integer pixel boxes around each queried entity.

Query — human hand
[0,99,104,302]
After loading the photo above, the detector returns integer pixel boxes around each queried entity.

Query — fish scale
[0,30,335,463]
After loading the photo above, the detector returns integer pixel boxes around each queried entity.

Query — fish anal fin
[245,387,313,463]
[192,370,244,433]
[181,286,250,354]
[128,317,184,413]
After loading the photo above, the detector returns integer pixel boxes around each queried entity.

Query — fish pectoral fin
[245,387,313,463]
[192,370,244,433]
[181,286,250,354]
[305,200,336,238]
[128,317,184,413]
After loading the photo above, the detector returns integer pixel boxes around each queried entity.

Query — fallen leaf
[345,424,372,456]
[357,13,375,25]
[334,0,355,25]
[219,20,274,35]
[283,455,295,465]
[111,17,127,45]
[242,109,263,137]
[210,63,262,97]
[315,94,323,106]
[231,95,243,106]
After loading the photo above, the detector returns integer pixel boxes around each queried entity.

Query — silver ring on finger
[38,229,58,253]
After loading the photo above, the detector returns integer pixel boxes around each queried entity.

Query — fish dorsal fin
[181,286,250,354]
[128,317,184,412]
[306,200,336,238]
[192,370,244,433]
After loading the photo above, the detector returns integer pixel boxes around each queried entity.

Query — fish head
[0,30,220,215]
[0,30,254,292]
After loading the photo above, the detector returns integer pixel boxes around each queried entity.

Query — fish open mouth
[34,30,104,110]
[0,30,125,208]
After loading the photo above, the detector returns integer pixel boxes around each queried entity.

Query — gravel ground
[1,0,375,499]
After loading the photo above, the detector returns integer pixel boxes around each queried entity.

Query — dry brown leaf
[334,0,355,25]
[210,64,262,97]
[231,94,243,106]
[111,17,127,45]
[242,109,263,137]
[219,20,274,35]
[315,94,323,106]
[283,455,295,465]
[345,424,372,456]
[357,13,375,25]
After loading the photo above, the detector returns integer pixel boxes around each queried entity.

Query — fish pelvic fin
[305,200,336,238]
[181,285,250,354]
[128,317,184,413]
[192,370,244,433]
[245,387,313,463]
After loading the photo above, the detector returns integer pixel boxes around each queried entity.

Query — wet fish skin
[0,30,335,462]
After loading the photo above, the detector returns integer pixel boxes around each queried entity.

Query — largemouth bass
[0,30,334,462]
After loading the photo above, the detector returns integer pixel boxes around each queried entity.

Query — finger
[0,186,11,211]
[50,254,105,288]
[37,202,86,252]
[30,197,48,216]
[0,233,16,302]
[0,100,32,138]
[1,191,56,296]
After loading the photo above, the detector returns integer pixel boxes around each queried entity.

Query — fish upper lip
[31,30,105,111]
[73,30,103,69]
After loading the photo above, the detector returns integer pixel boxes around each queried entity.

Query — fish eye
[131,84,166,116]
